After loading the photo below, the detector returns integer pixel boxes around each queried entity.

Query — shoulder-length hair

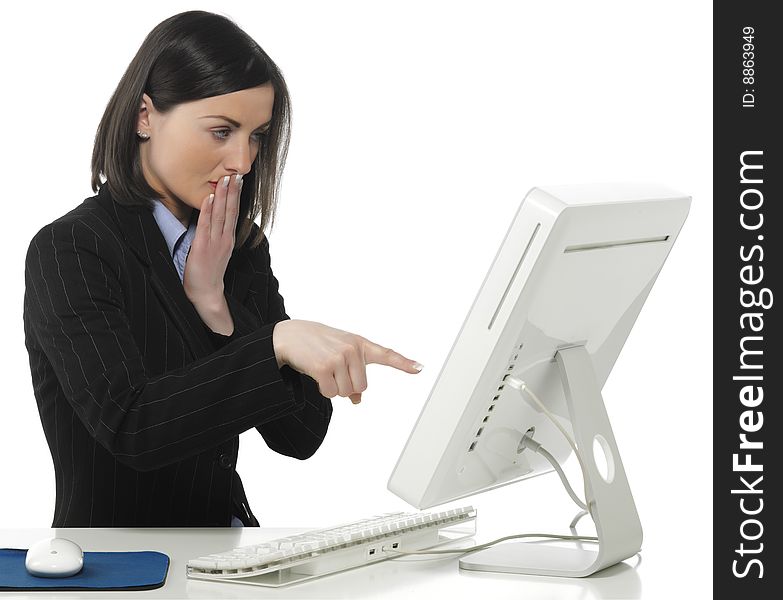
[91,10,291,250]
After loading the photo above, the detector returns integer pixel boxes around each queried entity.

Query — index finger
[225,173,242,238]
[362,340,423,374]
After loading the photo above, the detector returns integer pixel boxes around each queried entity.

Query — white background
[0,1,712,597]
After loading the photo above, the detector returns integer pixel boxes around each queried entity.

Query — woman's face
[136,83,275,225]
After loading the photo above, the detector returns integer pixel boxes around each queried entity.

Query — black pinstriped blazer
[22,183,333,527]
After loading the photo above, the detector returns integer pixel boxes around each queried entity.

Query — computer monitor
[387,182,690,577]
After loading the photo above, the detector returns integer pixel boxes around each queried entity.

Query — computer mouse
[25,537,84,578]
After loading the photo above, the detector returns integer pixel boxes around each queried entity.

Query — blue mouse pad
[0,548,169,591]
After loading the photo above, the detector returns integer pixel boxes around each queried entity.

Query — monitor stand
[459,345,643,577]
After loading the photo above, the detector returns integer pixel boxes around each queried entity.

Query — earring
[137,130,149,139]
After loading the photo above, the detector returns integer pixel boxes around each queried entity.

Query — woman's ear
[137,93,155,135]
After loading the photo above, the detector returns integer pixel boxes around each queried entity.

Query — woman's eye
[212,129,267,142]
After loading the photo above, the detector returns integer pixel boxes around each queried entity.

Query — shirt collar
[150,198,195,257]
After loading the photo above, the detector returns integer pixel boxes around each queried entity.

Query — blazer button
[218,453,233,470]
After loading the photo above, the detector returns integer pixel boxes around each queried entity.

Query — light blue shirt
[150,199,244,528]
[150,199,197,283]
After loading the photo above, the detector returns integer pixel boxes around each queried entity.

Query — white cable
[383,532,598,557]
[569,509,589,530]
[505,377,577,457]
[506,376,592,513]
[520,435,587,510]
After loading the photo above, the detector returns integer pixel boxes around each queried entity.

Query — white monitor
[387,182,690,577]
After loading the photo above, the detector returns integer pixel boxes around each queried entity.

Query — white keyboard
[187,506,477,587]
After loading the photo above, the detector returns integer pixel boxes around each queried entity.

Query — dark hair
[91,10,291,250]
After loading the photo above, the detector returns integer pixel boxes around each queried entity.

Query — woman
[22,10,422,528]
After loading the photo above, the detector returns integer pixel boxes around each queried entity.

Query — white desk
[1,527,642,599]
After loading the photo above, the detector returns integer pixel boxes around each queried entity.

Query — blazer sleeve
[205,233,333,460]
[24,219,327,472]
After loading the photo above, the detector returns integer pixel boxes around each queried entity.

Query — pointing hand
[272,320,423,404]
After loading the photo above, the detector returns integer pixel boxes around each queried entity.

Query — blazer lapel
[94,184,255,358]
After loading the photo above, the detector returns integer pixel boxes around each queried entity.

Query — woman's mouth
[209,181,217,189]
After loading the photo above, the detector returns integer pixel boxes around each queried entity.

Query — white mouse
[25,537,84,578]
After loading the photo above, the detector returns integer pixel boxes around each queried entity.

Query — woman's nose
[225,139,256,175]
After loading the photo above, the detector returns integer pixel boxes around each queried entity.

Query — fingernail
[209,193,214,205]
[236,173,243,185]
[222,175,230,188]
[412,362,423,372]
